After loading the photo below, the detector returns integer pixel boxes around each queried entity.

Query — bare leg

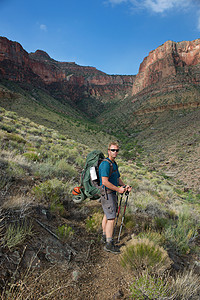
[102,214,107,233]
[105,219,115,239]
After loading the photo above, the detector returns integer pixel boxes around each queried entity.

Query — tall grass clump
[130,271,172,299]
[86,211,103,233]
[129,268,200,300]
[6,161,26,179]
[32,178,67,204]
[2,219,33,250]
[56,224,74,240]
[171,268,200,300]
[120,238,172,276]
[137,230,166,247]
[33,159,77,179]
[164,210,199,254]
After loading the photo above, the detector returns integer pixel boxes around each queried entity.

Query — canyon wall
[132,39,200,96]
[0,37,135,103]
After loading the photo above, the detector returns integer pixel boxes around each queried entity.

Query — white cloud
[143,0,191,13]
[107,0,193,13]
[40,24,47,31]
[106,0,200,30]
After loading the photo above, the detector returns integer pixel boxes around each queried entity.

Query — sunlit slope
[0,80,114,150]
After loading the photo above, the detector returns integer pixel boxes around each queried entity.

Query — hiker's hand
[126,185,132,192]
[118,186,126,194]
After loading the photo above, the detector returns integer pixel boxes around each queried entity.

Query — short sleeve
[99,160,110,178]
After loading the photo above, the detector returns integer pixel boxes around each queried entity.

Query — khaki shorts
[101,192,118,220]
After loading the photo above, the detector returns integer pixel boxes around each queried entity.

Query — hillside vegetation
[0,106,199,299]
[95,86,200,191]
[0,80,114,150]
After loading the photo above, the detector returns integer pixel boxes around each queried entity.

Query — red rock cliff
[132,39,200,96]
[0,36,135,102]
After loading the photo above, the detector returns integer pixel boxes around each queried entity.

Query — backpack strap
[103,158,114,179]
[102,158,116,195]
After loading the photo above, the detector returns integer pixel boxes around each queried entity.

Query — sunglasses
[109,149,119,152]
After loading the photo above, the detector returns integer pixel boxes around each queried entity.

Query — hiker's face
[108,145,119,160]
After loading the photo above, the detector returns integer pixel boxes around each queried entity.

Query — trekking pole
[113,193,123,239]
[117,190,129,242]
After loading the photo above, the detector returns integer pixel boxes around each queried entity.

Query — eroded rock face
[132,39,200,96]
[0,36,135,102]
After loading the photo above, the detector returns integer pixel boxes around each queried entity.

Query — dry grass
[1,195,33,210]
[121,237,172,276]
[171,268,200,300]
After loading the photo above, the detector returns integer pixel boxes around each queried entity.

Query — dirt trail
[71,244,133,300]
[40,243,133,300]
[18,200,134,299]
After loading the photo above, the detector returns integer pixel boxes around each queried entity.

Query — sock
[106,237,113,243]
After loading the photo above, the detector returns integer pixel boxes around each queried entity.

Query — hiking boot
[104,241,120,254]
[100,234,106,244]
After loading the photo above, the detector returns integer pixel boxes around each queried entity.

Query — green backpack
[80,150,113,201]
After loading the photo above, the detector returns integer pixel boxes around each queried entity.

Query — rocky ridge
[0,36,135,104]
[132,39,200,96]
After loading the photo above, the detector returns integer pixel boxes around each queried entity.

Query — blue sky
[0,0,200,75]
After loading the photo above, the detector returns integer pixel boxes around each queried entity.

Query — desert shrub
[4,110,18,119]
[130,271,172,299]
[120,238,172,276]
[171,268,200,300]
[2,219,33,250]
[50,202,66,216]
[23,151,40,162]
[124,214,136,230]
[164,211,199,254]
[56,224,74,240]
[75,155,85,168]
[154,217,171,232]
[54,159,77,178]
[6,133,26,144]
[47,144,69,162]
[86,211,103,233]
[137,230,166,247]
[7,161,26,179]
[34,159,77,179]
[0,123,16,133]
[32,178,67,204]
[0,107,5,113]
[133,192,159,211]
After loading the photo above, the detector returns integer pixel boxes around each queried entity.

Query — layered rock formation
[0,36,135,104]
[132,39,200,96]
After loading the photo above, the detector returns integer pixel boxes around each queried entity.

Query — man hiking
[99,141,132,254]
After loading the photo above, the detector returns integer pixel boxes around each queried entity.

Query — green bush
[2,219,33,250]
[6,133,26,144]
[50,202,65,216]
[130,272,172,299]
[7,161,26,179]
[137,230,166,247]
[164,211,199,254]
[32,179,66,204]
[34,159,77,179]
[171,268,200,300]
[56,224,74,240]
[23,152,40,162]
[54,159,78,178]
[124,214,136,230]
[0,123,16,133]
[154,217,171,232]
[86,211,103,233]
[121,238,172,276]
